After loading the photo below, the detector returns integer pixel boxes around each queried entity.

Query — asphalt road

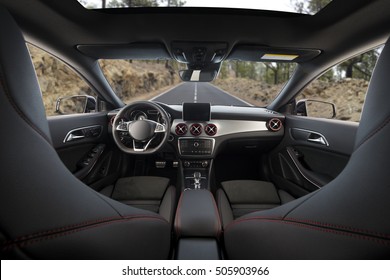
[151,82,252,106]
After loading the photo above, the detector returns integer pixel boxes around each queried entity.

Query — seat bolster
[159,185,176,224]
[216,188,234,229]
[99,185,114,197]
[278,189,295,204]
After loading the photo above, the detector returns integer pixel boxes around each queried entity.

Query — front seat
[217,180,295,229]
[100,176,176,224]
[0,7,171,259]
[224,39,390,259]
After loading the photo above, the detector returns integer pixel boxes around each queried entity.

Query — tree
[291,0,332,14]
[159,0,186,6]
[292,0,380,81]
[105,0,185,8]
[339,50,380,80]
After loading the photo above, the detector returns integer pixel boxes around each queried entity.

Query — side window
[27,44,97,116]
[296,47,383,122]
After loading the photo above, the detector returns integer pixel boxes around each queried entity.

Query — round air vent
[175,123,188,136]
[190,123,202,136]
[267,118,283,132]
[205,123,217,136]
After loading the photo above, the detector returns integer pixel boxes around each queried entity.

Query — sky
[80,0,298,13]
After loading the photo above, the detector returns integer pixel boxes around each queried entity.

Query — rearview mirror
[55,95,96,115]
[179,69,218,82]
[296,99,336,119]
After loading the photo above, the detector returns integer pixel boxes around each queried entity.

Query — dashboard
[108,102,285,158]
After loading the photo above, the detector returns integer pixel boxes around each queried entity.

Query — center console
[172,103,222,259]
[174,189,221,259]
[182,159,211,190]
[174,103,215,191]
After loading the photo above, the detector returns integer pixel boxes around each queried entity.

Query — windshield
[99,60,296,107]
[78,0,332,15]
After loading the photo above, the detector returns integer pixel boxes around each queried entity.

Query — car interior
[1,0,390,259]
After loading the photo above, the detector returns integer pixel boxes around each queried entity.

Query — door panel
[48,113,108,149]
[269,115,358,197]
[48,112,121,190]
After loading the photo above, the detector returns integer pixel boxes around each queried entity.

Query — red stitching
[284,217,390,239]
[174,192,184,237]
[225,216,283,231]
[225,217,390,246]
[208,191,222,238]
[4,214,163,244]
[2,215,167,250]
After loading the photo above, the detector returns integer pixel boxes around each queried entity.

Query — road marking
[194,82,198,103]
[149,82,184,101]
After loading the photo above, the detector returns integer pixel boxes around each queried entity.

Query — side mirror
[296,99,336,119]
[55,95,96,115]
[179,69,218,82]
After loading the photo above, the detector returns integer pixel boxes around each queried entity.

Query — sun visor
[76,43,171,60]
[227,45,321,63]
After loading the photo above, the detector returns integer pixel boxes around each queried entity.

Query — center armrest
[174,189,221,238]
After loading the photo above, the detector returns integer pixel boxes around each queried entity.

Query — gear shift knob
[194,172,201,179]
[193,172,201,189]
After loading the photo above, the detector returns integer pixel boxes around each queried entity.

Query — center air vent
[267,118,283,132]
[190,123,202,136]
[205,124,217,136]
[175,123,188,136]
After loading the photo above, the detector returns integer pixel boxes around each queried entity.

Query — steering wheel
[112,101,171,154]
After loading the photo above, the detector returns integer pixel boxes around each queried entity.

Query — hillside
[29,44,367,122]
[28,44,179,115]
[214,78,368,122]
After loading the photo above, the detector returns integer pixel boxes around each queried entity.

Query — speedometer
[130,110,148,121]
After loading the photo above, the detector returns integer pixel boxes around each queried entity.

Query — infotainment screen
[182,103,211,121]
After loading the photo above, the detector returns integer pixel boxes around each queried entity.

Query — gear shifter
[193,171,201,189]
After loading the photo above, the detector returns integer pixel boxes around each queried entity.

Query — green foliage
[104,0,186,8]
[292,0,380,81]
[219,61,295,85]
[291,0,332,14]
[107,0,158,7]
[339,50,380,80]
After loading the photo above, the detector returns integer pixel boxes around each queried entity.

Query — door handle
[307,132,329,146]
[65,133,85,142]
[63,125,102,143]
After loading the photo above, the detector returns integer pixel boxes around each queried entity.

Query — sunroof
[77,0,332,15]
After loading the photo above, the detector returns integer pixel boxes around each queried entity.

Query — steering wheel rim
[112,101,171,154]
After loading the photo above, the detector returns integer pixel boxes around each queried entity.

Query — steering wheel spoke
[132,137,155,152]
[149,120,167,133]
[116,119,132,132]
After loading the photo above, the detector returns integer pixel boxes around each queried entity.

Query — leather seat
[223,38,390,259]
[0,7,171,259]
[100,176,176,224]
[217,180,295,228]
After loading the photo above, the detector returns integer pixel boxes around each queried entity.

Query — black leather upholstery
[176,238,220,260]
[174,190,222,260]
[217,180,295,228]
[224,39,390,259]
[101,176,176,224]
[0,7,171,259]
[175,190,221,238]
